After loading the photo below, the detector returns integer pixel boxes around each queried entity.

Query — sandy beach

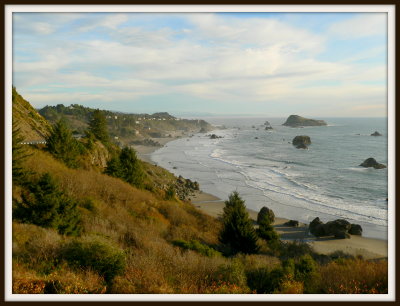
[191,191,387,260]
[135,137,388,261]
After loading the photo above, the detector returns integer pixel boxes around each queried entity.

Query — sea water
[151,117,388,240]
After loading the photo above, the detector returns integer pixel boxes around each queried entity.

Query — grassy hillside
[11,89,388,295]
[12,87,52,140]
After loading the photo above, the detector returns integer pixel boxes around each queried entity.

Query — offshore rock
[292,135,311,149]
[359,158,386,169]
[283,115,327,127]
[371,131,382,136]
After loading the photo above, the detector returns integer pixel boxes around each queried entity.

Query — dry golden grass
[319,258,388,293]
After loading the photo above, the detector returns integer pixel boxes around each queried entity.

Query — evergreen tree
[12,120,31,183]
[88,109,109,143]
[105,147,146,189]
[13,173,81,236]
[46,119,83,168]
[105,156,123,178]
[219,191,260,254]
[119,147,145,188]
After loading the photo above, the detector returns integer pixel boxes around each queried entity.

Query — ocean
[151,117,388,240]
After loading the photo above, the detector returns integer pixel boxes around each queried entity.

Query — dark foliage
[13,173,81,236]
[219,191,260,255]
[88,109,109,143]
[46,120,84,168]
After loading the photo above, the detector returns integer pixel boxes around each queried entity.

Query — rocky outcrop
[283,115,327,127]
[359,158,386,169]
[284,220,299,227]
[292,135,311,149]
[309,217,363,239]
[371,131,382,136]
[264,121,273,130]
[257,207,275,224]
[348,224,363,235]
[209,134,222,139]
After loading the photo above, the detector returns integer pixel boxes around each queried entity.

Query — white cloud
[328,13,387,39]
[13,13,387,117]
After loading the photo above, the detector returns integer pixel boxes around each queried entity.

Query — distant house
[114,136,119,140]
[114,116,118,120]
[135,121,140,124]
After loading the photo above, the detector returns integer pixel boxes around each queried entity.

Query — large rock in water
[292,135,311,149]
[257,206,275,224]
[264,121,273,130]
[283,115,327,127]
[359,158,386,169]
[309,217,360,239]
[371,131,382,136]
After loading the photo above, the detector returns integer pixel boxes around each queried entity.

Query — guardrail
[19,141,47,145]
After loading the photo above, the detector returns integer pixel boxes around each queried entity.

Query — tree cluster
[105,147,146,188]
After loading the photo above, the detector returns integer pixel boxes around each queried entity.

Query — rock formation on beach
[371,131,382,136]
[209,134,222,139]
[309,217,363,239]
[284,220,299,227]
[359,158,386,169]
[283,115,327,127]
[292,135,311,149]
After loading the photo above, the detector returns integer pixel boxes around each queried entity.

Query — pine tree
[12,120,31,183]
[13,173,81,236]
[46,119,83,168]
[88,109,109,143]
[119,147,145,188]
[219,191,260,254]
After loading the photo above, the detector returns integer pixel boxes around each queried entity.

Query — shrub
[62,238,126,283]
[219,191,260,255]
[246,266,285,293]
[172,239,221,257]
[213,258,248,290]
[318,258,388,294]
[257,218,279,248]
[165,185,176,200]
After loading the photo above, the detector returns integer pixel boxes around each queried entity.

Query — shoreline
[134,136,388,260]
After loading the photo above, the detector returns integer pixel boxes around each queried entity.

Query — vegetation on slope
[11,88,388,294]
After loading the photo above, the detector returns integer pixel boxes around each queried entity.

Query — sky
[12,11,388,117]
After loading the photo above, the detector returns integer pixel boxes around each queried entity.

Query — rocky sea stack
[264,121,273,130]
[359,158,386,169]
[371,131,382,136]
[283,115,327,127]
[292,135,311,149]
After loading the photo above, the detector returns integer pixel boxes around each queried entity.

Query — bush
[213,258,248,290]
[62,238,126,283]
[246,266,285,293]
[219,192,260,255]
[172,239,221,257]
[257,219,279,248]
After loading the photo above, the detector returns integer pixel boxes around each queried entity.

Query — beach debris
[309,217,363,239]
[292,135,311,149]
[257,206,275,224]
[371,131,382,136]
[284,220,299,227]
[359,158,386,169]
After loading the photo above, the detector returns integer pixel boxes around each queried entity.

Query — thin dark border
[1,1,398,304]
